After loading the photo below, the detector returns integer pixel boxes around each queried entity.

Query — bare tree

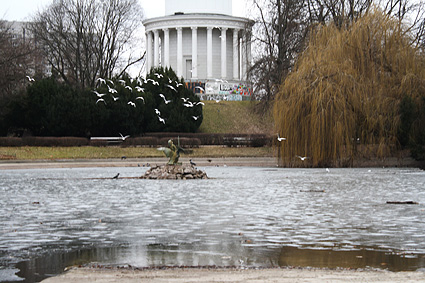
[248,0,309,104]
[30,0,144,89]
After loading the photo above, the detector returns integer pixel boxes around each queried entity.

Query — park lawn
[0,146,274,160]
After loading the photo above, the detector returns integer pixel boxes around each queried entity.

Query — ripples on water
[1,166,424,281]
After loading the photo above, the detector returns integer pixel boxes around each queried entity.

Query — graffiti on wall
[185,81,253,101]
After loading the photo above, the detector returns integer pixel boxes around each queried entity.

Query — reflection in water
[0,166,424,282]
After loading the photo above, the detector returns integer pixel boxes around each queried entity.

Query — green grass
[0,146,274,160]
[198,101,273,134]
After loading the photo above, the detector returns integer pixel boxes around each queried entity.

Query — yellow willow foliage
[274,9,425,167]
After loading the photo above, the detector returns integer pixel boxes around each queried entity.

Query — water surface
[1,166,424,282]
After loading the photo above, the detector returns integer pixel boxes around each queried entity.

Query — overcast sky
[1,0,249,21]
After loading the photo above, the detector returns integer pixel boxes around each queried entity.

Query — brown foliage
[274,9,425,167]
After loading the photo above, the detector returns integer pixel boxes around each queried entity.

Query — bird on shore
[296,155,309,161]
[277,133,286,142]
[190,159,196,166]
[119,133,130,141]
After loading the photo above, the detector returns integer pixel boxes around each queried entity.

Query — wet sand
[41,267,425,282]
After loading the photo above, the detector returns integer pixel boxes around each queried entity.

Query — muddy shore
[41,266,425,282]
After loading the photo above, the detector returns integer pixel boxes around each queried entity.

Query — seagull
[96,98,106,104]
[26,75,35,82]
[107,79,115,86]
[165,84,177,92]
[119,133,130,140]
[190,159,196,166]
[107,85,117,94]
[125,85,132,91]
[111,95,119,101]
[154,109,161,115]
[147,78,159,85]
[326,168,330,173]
[93,90,107,98]
[181,97,190,103]
[183,102,194,108]
[154,73,163,78]
[277,133,286,142]
[192,115,201,120]
[158,116,166,124]
[159,93,171,104]
[195,86,205,92]
[175,82,183,87]
[96,77,106,85]
[296,155,309,161]
[196,102,205,106]
[118,79,126,85]
[128,101,136,107]
[136,96,145,103]
[135,86,144,92]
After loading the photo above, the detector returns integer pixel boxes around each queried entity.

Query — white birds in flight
[93,75,203,126]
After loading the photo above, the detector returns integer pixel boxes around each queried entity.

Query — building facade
[142,0,253,101]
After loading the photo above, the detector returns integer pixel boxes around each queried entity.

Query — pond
[1,166,424,282]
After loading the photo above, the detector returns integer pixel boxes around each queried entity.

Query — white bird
[183,102,194,108]
[196,102,205,106]
[168,78,173,83]
[159,93,171,104]
[154,108,161,115]
[26,75,35,82]
[181,97,190,102]
[277,133,286,142]
[119,133,130,140]
[96,98,106,104]
[118,79,126,85]
[96,77,106,85]
[326,168,330,173]
[154,73,163,78]
[135,86,144,92]
[93,90,107,98]
[107,85,117,94]
[158,116,166,124]
[128,101,136,107]
[192,115,201,120]
[176,82,183,87]
[136,96,145,103]
[125,85,132,91]
[147,79,159,85]
[296,155,309,161]
[111,95,119,101]
[195,86,204,93]
[107,79,115,86]
[165,84,177,92]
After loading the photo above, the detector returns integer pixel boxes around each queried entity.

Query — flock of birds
[93,73,203,124]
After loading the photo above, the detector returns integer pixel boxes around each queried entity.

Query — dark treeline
[0,67,203,137]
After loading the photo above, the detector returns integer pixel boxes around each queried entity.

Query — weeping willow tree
[274,8,425,167]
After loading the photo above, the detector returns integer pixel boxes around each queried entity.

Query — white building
[143,0,253,101]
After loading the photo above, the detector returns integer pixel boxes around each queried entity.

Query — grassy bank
[0,146,274,160]
[198,101,273,134]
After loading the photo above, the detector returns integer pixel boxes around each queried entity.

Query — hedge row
[0,134,273,147]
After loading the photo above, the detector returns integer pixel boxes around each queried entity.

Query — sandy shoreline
[41,266,425,282]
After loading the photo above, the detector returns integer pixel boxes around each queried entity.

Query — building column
[221,27,227,79]
[163,28,170,68]
[240,37,244,81]
[233,29,239,80]
[146,31,153,72]
[207,27,213,79]
[191,26,198,79]
[153,29,159,67]
[241,32,247,81]
[176,27,183,78]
